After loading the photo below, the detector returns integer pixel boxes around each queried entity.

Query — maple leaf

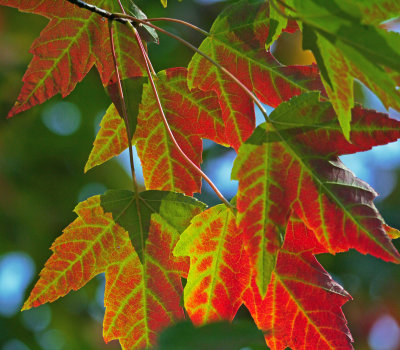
[85,76,147,173]
[6,0,400,348]
[134,68,226,196]
[22,196,127,309]
[287,0,400,138]
[188,0,324,150]
[232,92,400,297]
[85,103,128,173]
[86,67,226,195]
[100,190,205,349]
[23,191,205,349]
[243,217,353,350]
[1,0,146,117]
[173,205,250,325]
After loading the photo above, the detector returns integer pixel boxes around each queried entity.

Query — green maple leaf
[285,0,400,138]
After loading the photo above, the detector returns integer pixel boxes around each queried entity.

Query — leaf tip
[21,298,36,312]
[6,107,17,119]
[20,303,30,312]
[339,117,351,142]
[83,162,92,174]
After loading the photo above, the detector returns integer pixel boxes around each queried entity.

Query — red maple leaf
[1,0,146,117]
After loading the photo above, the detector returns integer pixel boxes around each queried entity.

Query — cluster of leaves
[2,0,400,348]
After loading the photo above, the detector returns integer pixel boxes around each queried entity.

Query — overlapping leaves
[283,0,400,137]
[232,92,400,296]
[188,0,324,150]
[86,67,226,195]
[173,205,355,349]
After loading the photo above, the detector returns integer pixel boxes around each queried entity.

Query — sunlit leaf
[232,92,400,296]
[174,205,250,325]
[188,0,324,150]
[243,217,353,349]
[101,189,205,348]
[85,104,127,173]
[22,196,126,309]
[134,67,226,196]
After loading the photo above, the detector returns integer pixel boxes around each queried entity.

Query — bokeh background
[1,1,400,349]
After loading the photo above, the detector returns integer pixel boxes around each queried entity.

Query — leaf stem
[116,0,125,13]
[126,21,234,211]
[108,21,139,194]
[143,17,210,37]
